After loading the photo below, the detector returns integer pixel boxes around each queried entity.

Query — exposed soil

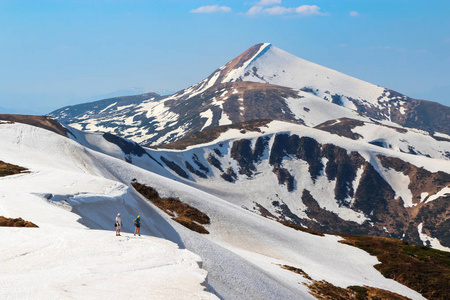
[132,181,210,234]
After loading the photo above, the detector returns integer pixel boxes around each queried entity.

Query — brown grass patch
[0,114,69,137]
[157,119,271,150]
[278,221,325,236]
[340,234,450,300]
[315,118,364,140]
[281,264,410,299]
[307,281,410,300]
[0,160,28,177]
[0,216,38,227]
[132,181,210,234]
[281,264,312,280]
[279,226,449,299]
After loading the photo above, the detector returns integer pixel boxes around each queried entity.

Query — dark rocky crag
[160,131,450,248]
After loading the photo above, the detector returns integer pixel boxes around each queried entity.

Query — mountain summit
[206,43,386,104]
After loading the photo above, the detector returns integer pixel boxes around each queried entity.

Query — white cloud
[296,5,327,16]
[247,6,264,16]
[350,11,359,17]
[264,6,295,15]
[190,5,231,14]
[247,4,327,16]
[256,0,282,5]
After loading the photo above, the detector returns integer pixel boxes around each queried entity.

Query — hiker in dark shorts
[115,213,122,236]
[133,215,141,236]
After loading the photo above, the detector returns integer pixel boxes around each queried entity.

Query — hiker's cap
[137,215,140,218]
[117,213,121,216]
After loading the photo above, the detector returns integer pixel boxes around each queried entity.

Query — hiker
[115,213,122,236]
[133,215,141,236]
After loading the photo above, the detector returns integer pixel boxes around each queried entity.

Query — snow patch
[425,186,450,203]
[200,109,214,131]
[417,223,450,252]
[379,166,414,207]
[99,102,117,113]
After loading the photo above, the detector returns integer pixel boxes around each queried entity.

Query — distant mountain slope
[50,92,162,125]
[49,43,450,147]
[314,118,450,160]
[147,121,450,250]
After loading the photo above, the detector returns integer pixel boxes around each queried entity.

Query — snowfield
[0,121,429,299]
[0,124,217,300]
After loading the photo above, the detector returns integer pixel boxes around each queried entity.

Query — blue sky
[0,0,449,114]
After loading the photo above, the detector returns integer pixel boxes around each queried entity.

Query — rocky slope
[146,121,450,250]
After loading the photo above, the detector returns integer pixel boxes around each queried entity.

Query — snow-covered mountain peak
[220,42,272,82]
[215,43,386,107]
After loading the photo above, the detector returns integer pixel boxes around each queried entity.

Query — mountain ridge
[2,115,449,299]
[49,43,450,147]
[1,118,432,300]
